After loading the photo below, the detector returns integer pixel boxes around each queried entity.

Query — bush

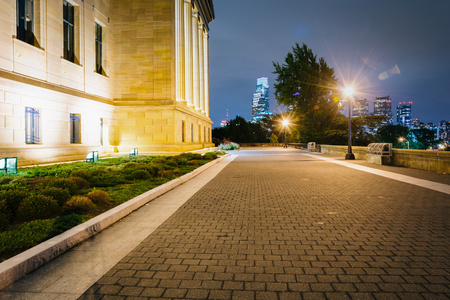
[63,196,95,214]
[10,177,29,186]
[70,169,91,181]
[87,190,111,206]
[51,214,85,236]
[40,187,71,206]
[0,177,13,185]
[219,142,240,150]
[0,188,30,217]
[187,160,199,166]
[68,176,90,190]
[203,152,218,160]
[164,160,178,168]
[159,168,182,179]
[17,195,60,221]
[43,178,78,195]
[127,169,151,180]
[89,173,125,187]
[0,200,11,230]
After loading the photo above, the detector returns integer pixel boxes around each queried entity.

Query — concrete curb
[0,154,231,290]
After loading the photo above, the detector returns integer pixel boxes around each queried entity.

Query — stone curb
[0,154,231,290]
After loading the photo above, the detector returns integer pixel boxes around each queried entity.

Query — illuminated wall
[252,77,269,122]
[0,0,214,165]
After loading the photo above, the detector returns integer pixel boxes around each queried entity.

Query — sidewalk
[2,148,450,299]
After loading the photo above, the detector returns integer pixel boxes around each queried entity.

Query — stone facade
[0,0,214,165]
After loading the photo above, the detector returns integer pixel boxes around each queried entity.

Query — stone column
[192,9,200,111]
[203,31,210,117]
[198,22,205,114]
[176,0,185,103]
[184,0,194,107]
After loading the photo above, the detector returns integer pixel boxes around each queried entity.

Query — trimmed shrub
[187,160,199,166]
[10,177,29,186]
[0,188,30,217]
[203,152,218,160]
[164,160,178,168]
[0,200,11,230]
[70,169,91,181]
[218,142,239,150]
[63,196,95,214]
[89,173,125,187]
[40,187,71,206]
[87,190,111,206]
[0,177,13,185]
[17,195,60,221]
[68,176,90,190]
[127,169,151,180]
[160,168,182,179]
[43,178,78,195]
[50,214,85,235]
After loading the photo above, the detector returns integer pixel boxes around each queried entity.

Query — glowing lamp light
[0,157,17,174]
[129,148,138,157]
[86,151,99,163]
[343,86,355,98]
[282,119,290,127]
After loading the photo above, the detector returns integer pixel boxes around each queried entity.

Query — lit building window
[17,0,34,45]
[63,0,75,62]
[25,107,40,144]
[181,120,185,142]
[198,125,201,142]
[95,22,103,74]
[191,123,193,142]
[70,113,80,143]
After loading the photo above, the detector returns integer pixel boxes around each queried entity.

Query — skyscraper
[374,96,394,125]
[252,77,270,122]
[352,98,369,117]
[397,102,412,127]
[439,120,450,142]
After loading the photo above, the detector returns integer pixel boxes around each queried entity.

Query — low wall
[239,143,284,147]
[320,145,450,174]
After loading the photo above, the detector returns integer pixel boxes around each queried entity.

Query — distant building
[426,123,438,139]
[397,102,412,127]
[352,98,369,117]
[252,77,270,122]
[439,120,450,141]
[374,96,394,125]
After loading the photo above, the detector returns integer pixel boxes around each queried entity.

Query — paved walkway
[2,149,450,299]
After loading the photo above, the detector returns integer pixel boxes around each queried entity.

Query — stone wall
[320,145,450,174]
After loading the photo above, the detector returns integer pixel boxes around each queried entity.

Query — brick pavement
[80,149,450,299]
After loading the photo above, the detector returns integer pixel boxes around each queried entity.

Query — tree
[270,133,279,144]
[273,43,340,143]
[410,128,437,149]
[375,125,410,148]
[212,116,270,144]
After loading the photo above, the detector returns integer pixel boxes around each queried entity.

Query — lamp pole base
[345,153,355,160]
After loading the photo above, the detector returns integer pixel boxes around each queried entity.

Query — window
[181,121,185,142]
[25,107,40,144]
[17,0,34,45]
[204,127,206,142]
[63,0,75,62]
[70,113,80,143]
[198,125,201,142]
[100,118,103,146]
[191,123,193,142]
[95,23,103,74]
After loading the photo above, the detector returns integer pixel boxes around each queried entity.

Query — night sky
[208,0,450,127]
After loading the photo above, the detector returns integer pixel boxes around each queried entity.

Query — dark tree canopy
[273,43,340,143]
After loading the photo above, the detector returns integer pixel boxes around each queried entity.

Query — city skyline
[208,0,450,128]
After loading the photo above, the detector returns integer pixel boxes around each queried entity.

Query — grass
[0,152,220,262]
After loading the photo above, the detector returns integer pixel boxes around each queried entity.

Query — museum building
[0,0,214,165]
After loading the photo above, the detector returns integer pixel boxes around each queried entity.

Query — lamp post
[399,137,409,149]
[343,86,355,160]
[282,119,289,148]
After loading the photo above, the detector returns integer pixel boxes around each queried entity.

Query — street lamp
[343,86,355,160]
[282,119,289,148]
[399,137,409,149]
